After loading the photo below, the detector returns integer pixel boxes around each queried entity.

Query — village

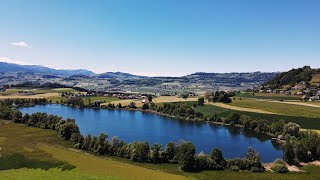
[249,81,320,101]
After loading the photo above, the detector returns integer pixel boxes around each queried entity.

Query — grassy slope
[0,122,184,180]
[191,103,320,130]
[236,92,301,101]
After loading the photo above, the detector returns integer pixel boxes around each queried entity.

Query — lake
[19,104,282,162]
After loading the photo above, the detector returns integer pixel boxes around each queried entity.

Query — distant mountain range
[0,62,94,76]
[0,61,277,82]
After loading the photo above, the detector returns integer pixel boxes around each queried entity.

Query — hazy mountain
[0,62,94,76]
[97,72,145,79]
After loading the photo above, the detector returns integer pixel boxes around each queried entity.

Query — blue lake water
[19,104,283,162]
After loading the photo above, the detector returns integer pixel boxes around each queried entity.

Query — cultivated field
[236,92,301,101]
[103,96,198,107]
[228,99,320,118]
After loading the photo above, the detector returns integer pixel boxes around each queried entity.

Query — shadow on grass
[0,153,76,171]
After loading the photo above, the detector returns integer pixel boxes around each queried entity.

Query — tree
[283,143,295,164]
[165,142,175,161]
[131,141,150,162]
[245,147,260,162]
[224,112,240,124]
[283,122,300,137]
[58,119,80,140]
[210,148,226,167]
[179,141,195,171]
[117,103,122,108]
[82,134,92,150]
[148,95,153,102]
[150,143,162,163]
[197,97,205,106]
[182,94,189,100]
[142,103,150,110]
[129,102,136,109]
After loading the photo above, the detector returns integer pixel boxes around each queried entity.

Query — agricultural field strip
[248,98,320,108]
[208,102,281,115]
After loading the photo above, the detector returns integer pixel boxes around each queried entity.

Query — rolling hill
[263,66,320,88]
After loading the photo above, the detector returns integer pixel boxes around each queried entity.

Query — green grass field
[236,92,301,101]
[189,103,320,129]
[0,121,184,180]
[229,99,320,118]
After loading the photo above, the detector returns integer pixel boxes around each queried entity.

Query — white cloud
[9,41,29,48]
[0,57,31,65]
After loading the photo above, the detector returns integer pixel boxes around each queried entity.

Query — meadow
[0,121,184,180]
[235,92,301,101]
[229,99,320,118]
[188,103,320,130]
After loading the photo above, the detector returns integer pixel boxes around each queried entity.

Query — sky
[0,0,319,76]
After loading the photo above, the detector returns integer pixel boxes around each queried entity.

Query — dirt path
[264,163,304,172]
[208,102,282,115]
[272,101,320,108]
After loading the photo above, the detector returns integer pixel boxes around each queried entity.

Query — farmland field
[188,103,320,130]
[236,92,301,101]
[102,96,198,108]
[228,99,320,118]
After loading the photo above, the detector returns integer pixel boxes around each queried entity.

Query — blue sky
[0,0,319,76]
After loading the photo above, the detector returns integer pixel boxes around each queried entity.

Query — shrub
[273,158,286,165]
[230,165,239,171]
[250,166,261,172]
[271,164,288,173]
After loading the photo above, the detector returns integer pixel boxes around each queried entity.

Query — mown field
[102,96,198,108]
[229,99,320,118]
[236,92,301,101]
[186,103,320,130]
[1,121,320,179]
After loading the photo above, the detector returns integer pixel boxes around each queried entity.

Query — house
[310,95,320,101]
[301,95,309,101]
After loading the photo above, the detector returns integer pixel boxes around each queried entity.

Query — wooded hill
[263,66,320,89]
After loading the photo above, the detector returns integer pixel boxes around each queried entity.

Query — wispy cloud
[0,57,31,65]
[9,41,29,48]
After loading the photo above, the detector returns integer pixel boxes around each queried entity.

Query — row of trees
[1,98,47,107]
[204,91,234,103]
[0,102,80,141]
[155,103,204,120]
[70,132,264,172]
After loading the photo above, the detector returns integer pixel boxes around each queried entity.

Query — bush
[273,158,286,165]
[230,165,239,171]
[250,166,261,172]
[271,164,288,173]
